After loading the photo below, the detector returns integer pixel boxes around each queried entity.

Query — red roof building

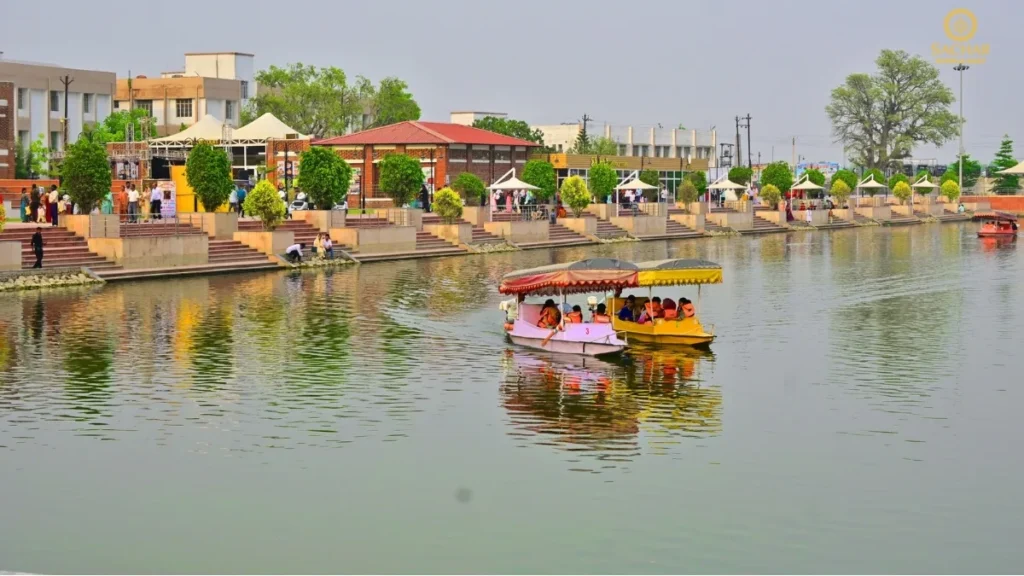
[315,121,541,208]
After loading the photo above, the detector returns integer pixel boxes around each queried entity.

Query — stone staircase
[634,219,704,241]
[887,212,921,226]
[0,226,119,271]
[120,221,206,238]
[741,214,788,235]
[207,239,272,264]
[517,222,595,250]
[593,217,630,239]
[421,213,505,245]
[938,209,971,222]
[815,217,854,230]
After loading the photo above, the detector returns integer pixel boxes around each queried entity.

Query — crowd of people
[18,186,68,226]
[616,294,695,324]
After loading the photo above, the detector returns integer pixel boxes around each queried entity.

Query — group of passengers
[616,294,694,324]
[535,299,613,329]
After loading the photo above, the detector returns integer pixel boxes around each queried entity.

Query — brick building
[0,82,13,179]
[315,121,540,208]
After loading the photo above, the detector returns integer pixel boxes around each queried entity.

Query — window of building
[18,130,29,146]
[634,145,649,157]
[226,101,236,121]
[471,146,491,162]
[556,144,563,152]
[135,100,153,116]
[49,90,60,112]
[240,81,249,100]
[176,99,193,118]
[17,88,27,110]
[618,144,627,156]
[49,131,60,151]
[83,93,92,114]
[494,148,511,162]
[449,146,467,162]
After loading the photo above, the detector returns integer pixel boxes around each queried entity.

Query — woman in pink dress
[505,191,513,213]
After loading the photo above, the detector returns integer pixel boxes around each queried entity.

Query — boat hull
[978,231,1017,238]
[623,331,715,347]
[508,334,625,356]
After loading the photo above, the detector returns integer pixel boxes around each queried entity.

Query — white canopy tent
[150,114,228,144]
[708,177,748,202]
[910,174,939,206]
[997,160,1024,175]
[856,174,887,198]
[489,168,539,191]
[231,113,309,143]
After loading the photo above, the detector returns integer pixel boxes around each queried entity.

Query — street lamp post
[954,63,969,192]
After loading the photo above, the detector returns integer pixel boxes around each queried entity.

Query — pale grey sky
[6,0,1019,165]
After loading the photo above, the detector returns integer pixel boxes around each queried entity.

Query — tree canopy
[432,187,463,222]
[451,172,486,205]
[568,134,618,155]
[989,135,1019,195]
[861,168,886,195]
[887,172,909,190]
[826,49,958,170]
[80,108,158,145]
[831,169,859,192]
[244,180,286,230]
[914,169,932,184]
[472,116,545,145]
[830,179,852,205]
[686,171,708,194]
[940,180,960,203]
[368,77,421,127]
[298,147,352,209]
[760,162,794,194]
[760,184,782,209]
[377,154,424,206]
[728,166,753,185]
[678,180,698,205]
[588,161,617,202]
[560,175,591,217]
[521,160,556,201]
[802,168,826,187]
[639,169,660,192]
[186,142,235,212]
[892,181,912,205]
[60,139,111,213]
[940,154,982,188]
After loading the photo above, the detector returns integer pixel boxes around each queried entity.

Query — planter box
[680,201,709,214]
[62,214,120,239]
[609,215,666,236]
[857,196,886,207]
[963,200,990,212]
[891,204,915,217]
[296,210,345,232]
[855,205,891,221]
[88,235,209,270]
[484,220,549,244]
[707,210,753,231]
[832,208,856,222]
[197,212,239,239]
[670,212,705,233]
[0,240,21,271]
[462,206,491,226]
[330,226,416,254]
[423,222,471,245]
[234,230,295,257]
[559,217,596,237]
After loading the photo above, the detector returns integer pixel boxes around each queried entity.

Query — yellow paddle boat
[609,259,723,347]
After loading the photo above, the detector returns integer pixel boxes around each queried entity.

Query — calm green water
[1,223,1022,574]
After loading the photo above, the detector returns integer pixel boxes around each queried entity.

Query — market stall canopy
[615,177,658,190]
[911,175,939,189]
[708,178,746,190]
[996,160,1024,175]
[231,113,309,141]
[973,211,1018,222]
[150,114,228,143]
[488,176,539,191]
[635,259,723,286]
[856,174,886,190]
[499,258,639,296]
[791,176,823,191]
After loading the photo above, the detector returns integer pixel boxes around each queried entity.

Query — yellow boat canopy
[635,259,723,286]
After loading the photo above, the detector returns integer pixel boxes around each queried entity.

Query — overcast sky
[6,0,1018,165]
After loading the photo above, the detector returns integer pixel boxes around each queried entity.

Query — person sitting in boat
[592,303,611,323]
[565,305,584,324]
[617,295,637,322]
[637,297,662,325]
[680,297,696,318]
[537,299,561,329]
[662,298,678,320]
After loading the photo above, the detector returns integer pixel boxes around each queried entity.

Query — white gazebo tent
[611,171,658,215]
[708,176,747,202]
[791,174,824,206]
[997,160,1024,175]
[856,174,887,203]
[488,169,540,191]
[231,113,309,143]
[911,174,939,206]
[150,114,229,144]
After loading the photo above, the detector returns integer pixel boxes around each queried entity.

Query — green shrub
[892,181,912,205]
[451,172,485,205]
[244,180,286,230]
[940,180,960,203]
[60,139,111,213]
[728,166,753,185]
[521,160,556,201]
[888,172,909,190]
[433,187,464,223]
[559,175,591,217]
[589,161,617,202]
[830,179,852,206]
[185,141,234,212]
[378,154,424,207]
[298,146,352,209]
[831,169,858,192]
[760,184,782,209]
[678,180,698,205]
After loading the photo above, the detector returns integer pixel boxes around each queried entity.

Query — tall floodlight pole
[954,63,969,192]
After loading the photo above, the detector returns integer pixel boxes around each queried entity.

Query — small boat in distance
[498,259,635,356]
[975,212,1018,238]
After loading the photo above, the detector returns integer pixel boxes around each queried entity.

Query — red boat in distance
[975,211,1018,238]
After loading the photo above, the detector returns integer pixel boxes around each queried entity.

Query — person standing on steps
[48,185,60,227]
[20,188,29,222]
[150,183,163,221]
[127,184,140,224]
[31,227,45,268]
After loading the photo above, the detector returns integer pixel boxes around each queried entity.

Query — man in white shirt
[285,243,305,263]
[127,184,140,224]
[150,184,163,220]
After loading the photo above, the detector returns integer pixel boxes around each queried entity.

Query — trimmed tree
[378,153,424,207]
[560,175,591,217]
[678,180,698,206]
[298,146,352,209]
[728,166,753,185]
[686,171,708,195]
[451,172,486,205]
[940,180,960,204]
[892,181,912,205]
[989,135,1020,195]
[244,180,286,230]
[830,179,852,207]
[521,160,556,202]
[887,173,909,190]
[185,141,234,212]
[589,161,617,203]
[60,139,112,213]
[760,162,794,195]
[803,168,826,187]
[639,169,660,200]
[432,187,463,223]
[760,184,782,209]
[914,169,932,184]
[832,169,859,193]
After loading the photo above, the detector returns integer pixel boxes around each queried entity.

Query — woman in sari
[101,191,114,215]
[38,192,50,224]
[19,189,29,222]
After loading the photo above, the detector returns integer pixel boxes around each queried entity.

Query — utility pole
[578,113,592,152]
[791,137,796,169]
[734,116,742,169]
[954,64,969,192]
[59,74,73,150]
[744,114,752,168]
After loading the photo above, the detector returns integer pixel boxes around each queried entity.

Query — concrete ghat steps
[470,226,504,244]
[886,213,921,226]
[738,215,788,235]
[1,227,119,270]
[96,261,281,282]
[594,219,630,239]
[208,239,273,264]
[120,222,206,237]
[356,247,467,262]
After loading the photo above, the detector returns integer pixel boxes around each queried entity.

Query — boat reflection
[979,235,1017,253]
[499,346,721,471]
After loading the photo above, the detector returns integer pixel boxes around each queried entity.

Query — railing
[490,204,554,222]
[614,201,667,217]
[344,208,412,227]
[92,212,210,237]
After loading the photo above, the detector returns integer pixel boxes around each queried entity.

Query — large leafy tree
[252,64,377,137]
[81,109,158,144]
[60,139,111,213]
[826,49,958,171]
[377,154,424,207]
[760,162,793,194]
[298,147,352,209]
[588,161,617,202]
[185,141,234,212]
[831,168,859,192]
[887,172,909,190]
[728,166,753,185]
[802,168,826,187]
[472,116,545,145]
[368,78,421,127]
[686,171,708,194]
[451,172,486,205]
[639,169,660,190]
[989,135,1020,195]
[861,168,886,195]
[569,135,617,155]
[940,154,981,188]
[521,160,556,201]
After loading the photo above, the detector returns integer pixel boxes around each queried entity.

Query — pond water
[1,223,1022,573]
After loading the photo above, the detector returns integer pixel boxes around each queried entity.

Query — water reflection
[500,346,721,471]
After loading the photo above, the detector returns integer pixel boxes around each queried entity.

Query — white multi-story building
[0,58,115,152]
[449,111,507,125]
[162,52,256,107]
[533,122,717,168]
